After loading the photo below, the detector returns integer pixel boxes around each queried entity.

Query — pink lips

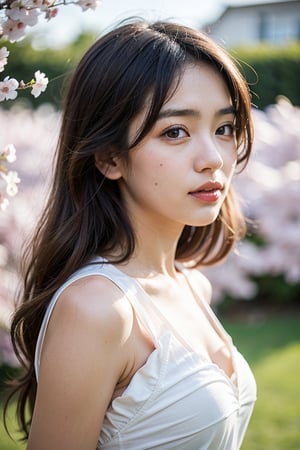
[189,181,224,203]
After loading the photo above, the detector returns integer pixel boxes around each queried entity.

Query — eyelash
[162,126,189,140]
[216,124,235,137]
[162,123,236,141]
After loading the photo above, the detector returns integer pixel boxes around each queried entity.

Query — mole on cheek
[159,163,163,167]
[154,182,158,187]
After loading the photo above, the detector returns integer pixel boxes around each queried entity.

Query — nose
[193,134,223,172]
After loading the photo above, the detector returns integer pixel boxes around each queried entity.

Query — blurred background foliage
[234,42,300,109]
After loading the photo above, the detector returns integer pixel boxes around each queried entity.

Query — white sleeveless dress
[34,257,257,449]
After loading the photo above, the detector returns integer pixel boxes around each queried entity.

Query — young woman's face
[118,63,238,234]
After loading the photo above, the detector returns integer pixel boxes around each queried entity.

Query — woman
[7,20,256,449]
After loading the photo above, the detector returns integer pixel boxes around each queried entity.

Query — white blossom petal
[0,77,19,101]
[1,144,17,163]
[31,70,48,98]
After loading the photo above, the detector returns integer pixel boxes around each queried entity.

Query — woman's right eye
[162,126,188,140]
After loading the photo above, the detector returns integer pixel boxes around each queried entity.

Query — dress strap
[34,257,160,381]
[89,258,163,342]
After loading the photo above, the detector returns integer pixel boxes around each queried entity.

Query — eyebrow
[158,106,236,120]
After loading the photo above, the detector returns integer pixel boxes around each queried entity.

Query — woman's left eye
[216,124,235,137]
[163,127,188,139]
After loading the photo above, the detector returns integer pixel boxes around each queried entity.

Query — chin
[185,218,219,228]
[188,210,221,227]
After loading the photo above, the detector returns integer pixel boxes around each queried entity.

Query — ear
[95,153,123,180]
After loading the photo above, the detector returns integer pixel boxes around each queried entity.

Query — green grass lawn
[0,400,25,450]
[224,314,300,450]
[0,314,299,449]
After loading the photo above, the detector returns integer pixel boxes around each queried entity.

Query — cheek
[151,160,180,191]
[129,158,161,192]
[137,157,168,188]
[152,169,165,188]
[153,162,165,186]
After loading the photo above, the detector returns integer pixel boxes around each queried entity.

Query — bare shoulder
[53,274,134,339]
[41,273,135,391]
[187,268,212,304]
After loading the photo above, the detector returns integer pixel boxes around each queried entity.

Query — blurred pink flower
[3,170,20,196]
[0,47,9,73]
[45,7,59,20]
[23,0,46,8]
[77,0,99,11]
[0,193,9,211]
[1,143,16,163]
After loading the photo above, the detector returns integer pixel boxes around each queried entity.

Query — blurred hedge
[231,42,300,109]
[2,36,300,110]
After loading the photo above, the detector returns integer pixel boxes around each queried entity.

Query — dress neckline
[93,257,239,391]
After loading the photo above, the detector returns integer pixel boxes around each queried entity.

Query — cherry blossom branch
[0,0,101,41]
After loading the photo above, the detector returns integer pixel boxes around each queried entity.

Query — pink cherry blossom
[31,70,48,98]
[7,1,39,26]
[1,18,26,42]
[45,7,59,20]
[0,193,9,211]
[0,76,19,101]
[0,47,9,73]
[23,0,46,8]
[77,0,99,11]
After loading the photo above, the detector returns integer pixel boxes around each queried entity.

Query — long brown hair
[5,20,253,438]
